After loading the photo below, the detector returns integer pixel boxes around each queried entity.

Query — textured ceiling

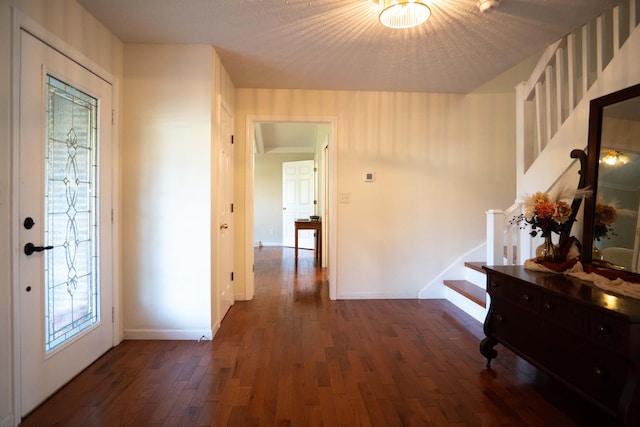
[77,0,621,94]
[255,122,324,154]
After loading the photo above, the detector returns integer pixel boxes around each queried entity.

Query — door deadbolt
[24,217,35,230]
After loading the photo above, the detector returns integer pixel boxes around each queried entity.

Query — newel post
[486,209,505,266]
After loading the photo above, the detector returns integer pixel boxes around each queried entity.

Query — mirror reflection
[593,96,640,272]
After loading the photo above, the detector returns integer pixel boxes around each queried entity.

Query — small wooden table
[294,220,322,265]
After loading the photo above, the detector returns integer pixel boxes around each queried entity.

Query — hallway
[20,247,615,426]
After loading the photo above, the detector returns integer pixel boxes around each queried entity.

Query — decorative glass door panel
[20,29,112,417]
[44,75,99,352]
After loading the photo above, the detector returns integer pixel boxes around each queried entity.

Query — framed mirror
[583,83,640,275]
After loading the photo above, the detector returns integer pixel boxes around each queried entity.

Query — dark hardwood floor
[20,247,618,426]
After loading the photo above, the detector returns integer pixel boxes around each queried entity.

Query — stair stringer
[418,243,485,300]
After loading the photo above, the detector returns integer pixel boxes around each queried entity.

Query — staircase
[443,262,488,323]
[440,0,640,323]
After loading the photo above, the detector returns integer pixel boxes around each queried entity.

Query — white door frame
[245,115,337,300]
[11,10,120,424]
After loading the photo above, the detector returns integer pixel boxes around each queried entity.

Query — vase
[592,245,604,261]
[536,235,560,262]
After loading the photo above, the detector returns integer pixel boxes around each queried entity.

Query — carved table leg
[480,336,498,367]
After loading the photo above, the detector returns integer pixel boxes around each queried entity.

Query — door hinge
[112,307,115,323]
[231,272,234,281]
[111,208,114,224]
[231,135,234,144]
[231,203,234,213]
[112,110,116,126]
[314,167,318,172]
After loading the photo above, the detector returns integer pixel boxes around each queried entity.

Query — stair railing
[519,0,638,173]
[488,0,638,267]
[486,201,524,266]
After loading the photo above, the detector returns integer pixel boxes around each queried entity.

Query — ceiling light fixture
[379,0,431,29]
[478,0,500,13]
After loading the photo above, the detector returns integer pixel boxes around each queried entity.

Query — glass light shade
[478,0,500,13]
[600,149,630,166]
[379,0,431,29]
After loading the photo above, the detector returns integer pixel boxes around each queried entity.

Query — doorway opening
[245,117,337,300]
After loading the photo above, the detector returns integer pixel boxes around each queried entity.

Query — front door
[18,30,114,416]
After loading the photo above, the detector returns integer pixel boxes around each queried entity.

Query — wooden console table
[481,265,640,426]
[294,220,321,265]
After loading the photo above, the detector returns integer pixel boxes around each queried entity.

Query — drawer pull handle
[543,302,553,310]
[522,294,531,302]
[592,366,605,378]
[597,324,609,334]
[495,314,504,323]
[492,281,499,288]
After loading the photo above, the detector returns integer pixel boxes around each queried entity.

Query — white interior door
[282,160,315,248]
[18,30,113,416]
[218,101,234,321]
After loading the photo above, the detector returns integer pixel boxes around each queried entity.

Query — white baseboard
[123,329,214,341]
[254,241,281,247]
[0,414,14,427]
[336,291,418,299]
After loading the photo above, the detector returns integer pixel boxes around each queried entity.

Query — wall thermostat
[364,172,375,182]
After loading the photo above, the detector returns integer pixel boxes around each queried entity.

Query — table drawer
[549,335,629,413]
[488,275,539,312]
[589,311,630,352]
[539,292,587,333]
[488,298,552,365]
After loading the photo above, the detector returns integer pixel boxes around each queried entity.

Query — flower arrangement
[512,191,573,237]
[593,202,618,241]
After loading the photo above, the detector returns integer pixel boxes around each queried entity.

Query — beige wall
[235,90,518,298]
[122,44,214,339]
[254,153,314,246]
[0,0,124,424]
[120,43,235,338]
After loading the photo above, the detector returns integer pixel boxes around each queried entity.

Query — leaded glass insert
[44,75,99,352]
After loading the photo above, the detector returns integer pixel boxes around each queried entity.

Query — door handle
[220,224,229,230]
[24,242,53,256]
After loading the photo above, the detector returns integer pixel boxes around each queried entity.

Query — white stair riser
[444,287,488,323]
[464,268,487,288]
